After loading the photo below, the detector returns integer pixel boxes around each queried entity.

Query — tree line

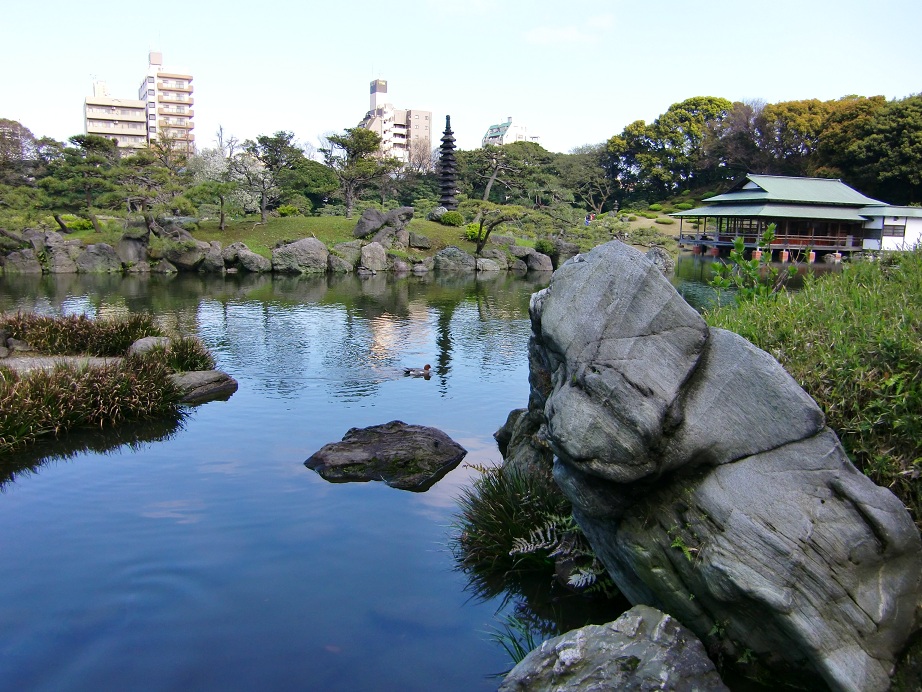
[1,92,919,236]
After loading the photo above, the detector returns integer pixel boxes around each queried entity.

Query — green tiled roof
[672,203,870,222]
[705,174,883,206]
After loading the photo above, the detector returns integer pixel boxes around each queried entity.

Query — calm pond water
[0,269,593,692]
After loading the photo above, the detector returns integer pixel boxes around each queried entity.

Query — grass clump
[0,356,185,454]
[706,249,922,523]
[2,313,160,356]
[453,465,616,595]
[147,337,215,372]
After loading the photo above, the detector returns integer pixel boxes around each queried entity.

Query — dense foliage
[2,92,919,243]
[706,249,922,524]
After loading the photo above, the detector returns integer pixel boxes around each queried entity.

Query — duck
[404,364,432,378]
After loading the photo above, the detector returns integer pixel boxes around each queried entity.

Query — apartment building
[358,79,431,166]
[83,82,148,151]
[137,52,195,152]
[482,117,539,147]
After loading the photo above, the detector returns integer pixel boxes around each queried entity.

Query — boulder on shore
[305,420,467,491]
[500,605,728,692]
[522,240,922,692]
[272,237,329,274]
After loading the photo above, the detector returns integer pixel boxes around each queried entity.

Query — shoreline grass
[706,249,922,524]
[0,313,217,453]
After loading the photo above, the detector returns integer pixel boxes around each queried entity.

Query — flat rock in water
[171,370,238,404]
[305,420,467,491]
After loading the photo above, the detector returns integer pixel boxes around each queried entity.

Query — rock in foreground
[500,605,728,692]
[305,420,466,491]
[526,241,922,692]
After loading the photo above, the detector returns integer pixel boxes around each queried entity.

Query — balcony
[159,95,194,106]
[158,119,193,129]
[157,107,194,117]
[158,82,193,93]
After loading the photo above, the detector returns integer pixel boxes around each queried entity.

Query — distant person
[585,214,591,226]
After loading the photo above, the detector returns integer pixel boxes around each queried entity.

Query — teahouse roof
[672,174,887,219]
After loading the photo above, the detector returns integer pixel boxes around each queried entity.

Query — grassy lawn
[188,215,484,258]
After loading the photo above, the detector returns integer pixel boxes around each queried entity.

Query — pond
[0,268,618,691]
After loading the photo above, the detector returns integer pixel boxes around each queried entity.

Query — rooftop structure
[673,174,922,255]
[482,117,539,147]
[358,80,431,166]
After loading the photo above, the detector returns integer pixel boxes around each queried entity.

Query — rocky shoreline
[0,207,559,277]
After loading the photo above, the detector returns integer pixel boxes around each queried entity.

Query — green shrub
[67,217,95,231]
[534,239,555,256]
[706,248,922,525]
[439,211,464,227]
[655,217,675,225]
[628,215,638,222]
[675,202,694,210]
[464,223,486,241]
[648,203,663,212]
[277,204,300,217]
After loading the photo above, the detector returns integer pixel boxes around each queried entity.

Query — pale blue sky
[3,0,920,154]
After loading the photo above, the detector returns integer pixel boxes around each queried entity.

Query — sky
[3,0,921,156]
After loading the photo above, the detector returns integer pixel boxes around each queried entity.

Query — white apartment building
[137,52,195,152]
[358,79,431,166]
[482,117,539,147]
[83,82,148,151]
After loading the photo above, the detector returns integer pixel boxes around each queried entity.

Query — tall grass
[2,313,160,355]
[0,355,185,454]
[706,249,922,523]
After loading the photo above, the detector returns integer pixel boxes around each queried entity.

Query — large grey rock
[645,245,675,275]
[479,248,509,270]
[475,257,501,272]
[170,370,238,404]
[525,252,554,272]
[200,241,225,273]
[353,206,414,240]
[509,245,535,259]
[152,259,178,274]
[272,237,329,274]
[360,242,387,272]
[500,605,728,692]
[433,246,475,272]
[525,240,922,692]
[76,244,122,273]
[163,240,210,271]
[47,244,79,273]
[331,240,363,268]
[327,254,354,273]
[2,248,43,274]
[352,208,387,239]
[304,420,467,492]
[408,232,431,249]
[223,242,271,273]
[116,235,149,266]
[128,336,173,355]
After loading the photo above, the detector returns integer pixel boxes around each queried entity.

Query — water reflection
[0,416,185,487]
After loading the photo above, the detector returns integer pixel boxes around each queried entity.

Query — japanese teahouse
[672,174,922,258]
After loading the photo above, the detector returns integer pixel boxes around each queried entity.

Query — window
[148,76,154,83]
[148,89,155,96]
[883,224,905,238]
[149,114,156,120]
